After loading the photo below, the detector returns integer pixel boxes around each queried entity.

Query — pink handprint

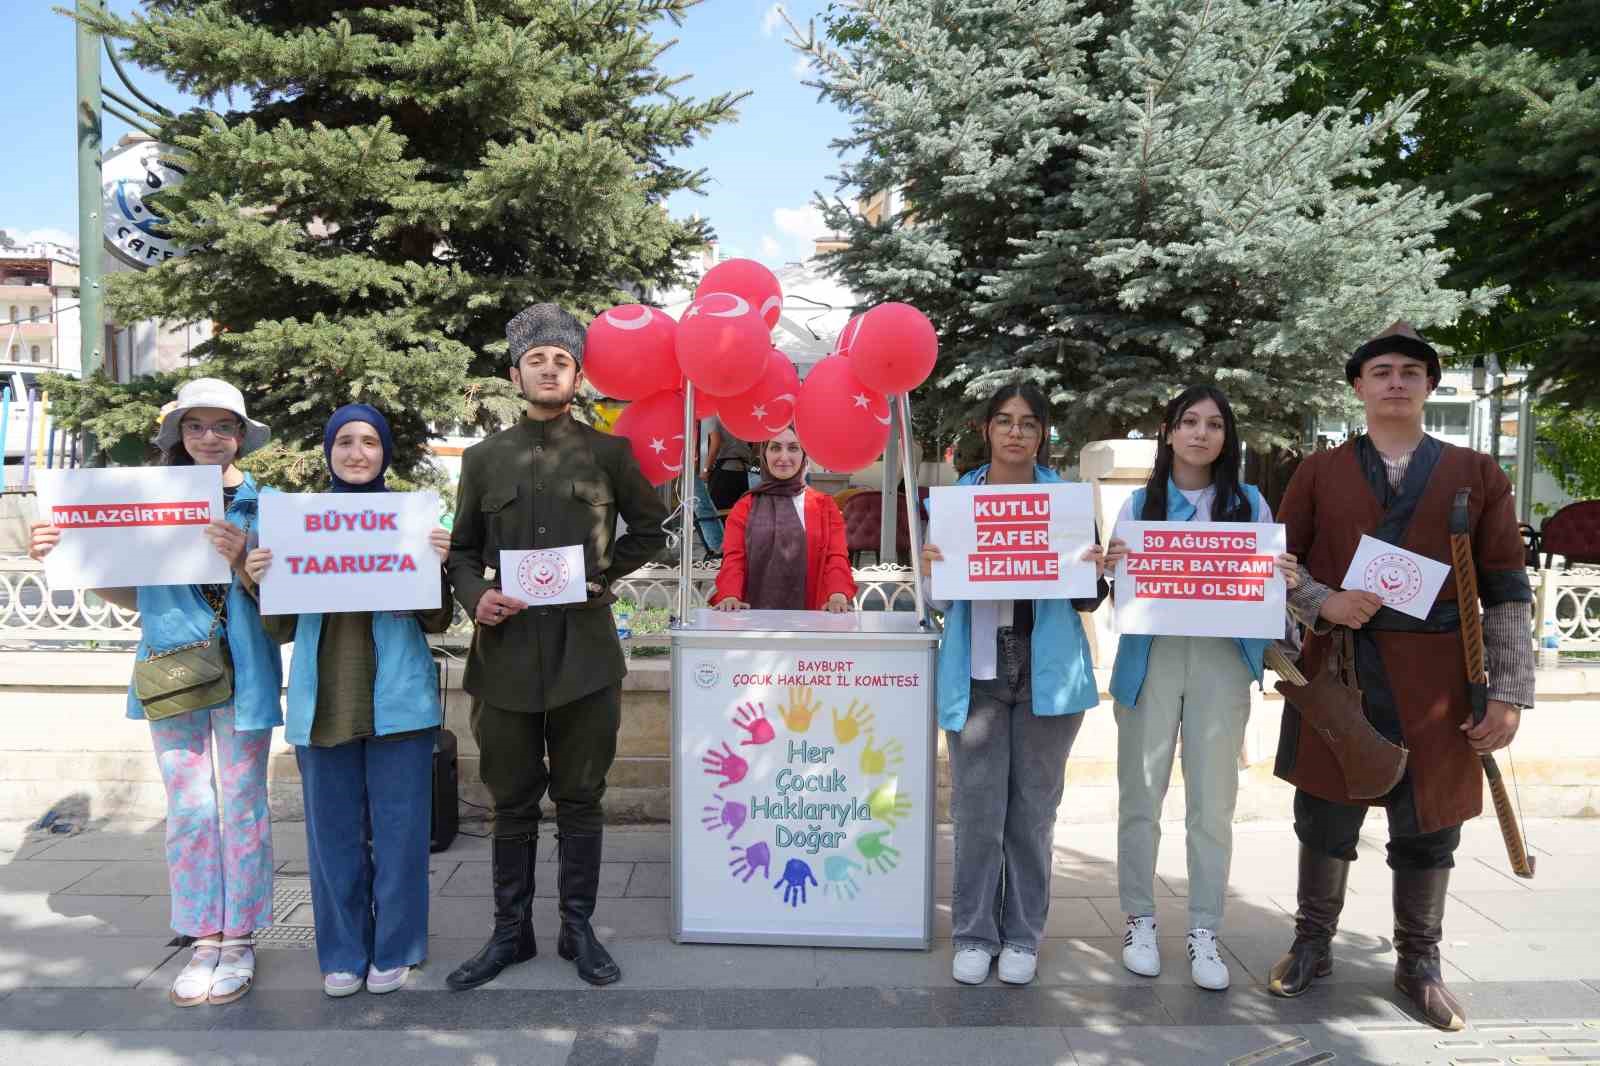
[702,741,749,787]
[732,702,776,746]
[702,796,748,839]
[729,841,771,883]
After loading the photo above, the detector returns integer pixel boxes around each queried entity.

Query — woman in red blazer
[711,427,856,613]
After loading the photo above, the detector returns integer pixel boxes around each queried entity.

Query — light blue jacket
[1108,479,1268,708]
[936,465,1101,732]
[282,611,441,747]
[127,474,284,730]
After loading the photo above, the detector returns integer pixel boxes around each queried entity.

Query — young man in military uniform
[1268,322,1535,1030]
[446,304,669,989]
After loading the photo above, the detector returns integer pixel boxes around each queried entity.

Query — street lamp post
[75,0,105,391]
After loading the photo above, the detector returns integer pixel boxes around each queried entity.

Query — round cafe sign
[101,138,191,269]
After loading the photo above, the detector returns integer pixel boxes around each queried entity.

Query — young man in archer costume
[445,304,669,989]
[1268,321,1534,1030]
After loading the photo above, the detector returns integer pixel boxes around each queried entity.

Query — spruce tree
[54,0,743,484]
[796,0,1498,447]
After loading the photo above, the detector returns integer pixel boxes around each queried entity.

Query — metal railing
[0,556,921,648]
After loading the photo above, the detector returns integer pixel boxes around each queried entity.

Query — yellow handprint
[867,778,912,828]
[859,735,905,776]
[778,686,822,734]
[832,699,875,745]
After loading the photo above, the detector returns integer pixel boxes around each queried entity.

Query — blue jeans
[694,477,724,553]
[297,730,436,975]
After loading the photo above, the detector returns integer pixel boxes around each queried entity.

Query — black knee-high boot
[1268,845,1351,998]
[557,831,620,986]
[1393,867,1465,1031]
[446,834,537,991]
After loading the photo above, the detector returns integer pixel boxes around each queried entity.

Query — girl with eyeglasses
[920,381,1110,986]
[1103,384,1298,991]
[29,378,283,1007]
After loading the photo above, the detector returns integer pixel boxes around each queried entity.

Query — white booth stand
[671,608,938,948]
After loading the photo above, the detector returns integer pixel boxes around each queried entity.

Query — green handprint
[855,830,901,875]
[832,699,874,745]
[867,778,912,828]
[778,686,822,733]
[859,735,905,776]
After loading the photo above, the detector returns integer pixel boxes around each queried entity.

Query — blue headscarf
[324,403,394,493]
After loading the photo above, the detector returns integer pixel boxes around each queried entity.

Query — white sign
[674,613,933,946]
[1114,522,1288,639]
[1341,535,1450,621]
[257,491,441,616]
[37,466,227,590]
[102,139,194,270]
[927,483,1098,600]
[501,547,587,606]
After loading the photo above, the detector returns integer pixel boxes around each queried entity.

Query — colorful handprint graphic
[856,830,902,875]
[832,699,874,745]
[702,796,748,840]
[859,735,905,776]
[732,701,776,746]
[822,855,864,901]
[867,778,912,828]
[775,858,818,907]
[730,841,771,883]
[702,741,749,787]
[777,686,821,733]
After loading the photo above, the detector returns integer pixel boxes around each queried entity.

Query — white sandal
[207,937,256,1005]
[170,937,222,1007]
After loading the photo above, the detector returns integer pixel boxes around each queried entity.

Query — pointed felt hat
[1345,319,1441,384]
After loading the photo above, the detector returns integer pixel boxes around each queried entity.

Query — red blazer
[712,487,857,610]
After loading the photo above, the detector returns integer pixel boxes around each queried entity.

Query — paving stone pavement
[3,817,1600,1065]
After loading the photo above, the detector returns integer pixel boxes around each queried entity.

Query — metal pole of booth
[895,392,927,626]
[677,383,697,625]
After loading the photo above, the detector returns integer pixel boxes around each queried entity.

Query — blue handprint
[774,858,818,907]
[822,855,863,901]
[702,796,748,840]
[729,841,771,883]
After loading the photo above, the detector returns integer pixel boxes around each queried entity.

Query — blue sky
[1,0,852,267]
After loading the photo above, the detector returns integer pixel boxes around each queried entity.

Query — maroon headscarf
[742,455,808,611]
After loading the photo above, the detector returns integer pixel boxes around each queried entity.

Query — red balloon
[611,389,691,486]
[718,349,802,442]
[690,386,720,422]
[833,312,866,357]
[793,355,892,472]
[675,291,770,397]
[849,302,938,394]
[584,305,679,400]
[696,258,783,328]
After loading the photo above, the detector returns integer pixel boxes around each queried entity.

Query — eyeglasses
[992,415,1042,437]
[180,419,244,439]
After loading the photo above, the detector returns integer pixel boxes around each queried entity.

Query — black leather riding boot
[1268,845,1351,998]
[446,834,537,991]
[556,832,620,986]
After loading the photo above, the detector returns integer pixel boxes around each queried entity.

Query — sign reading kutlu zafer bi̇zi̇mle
[1114,521,1289,640]
[674,635,931,946]
[927,483,1099,601]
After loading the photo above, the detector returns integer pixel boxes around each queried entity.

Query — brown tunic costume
[1274,435,1530,834]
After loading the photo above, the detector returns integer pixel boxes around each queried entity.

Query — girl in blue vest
[922,382,1109,986]
[29,377,282,1008]
[1104,385,1298,991]
[244,404,453,998]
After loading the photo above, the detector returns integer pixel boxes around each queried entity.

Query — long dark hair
[982,381,1051,466]
[1140,385,1252,522]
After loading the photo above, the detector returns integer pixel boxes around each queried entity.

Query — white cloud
[791,53,812,79]
[761,4,787,37]
[760,236,783,258]
[774,205,827,242]
[2,227,77,250]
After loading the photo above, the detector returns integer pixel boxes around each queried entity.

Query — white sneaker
[1122,915,1161,977]
[1187,928,1230,991]
[997,947,1037,985]
[951,947,993,985]
[366,964,410,995]
[323,971,363,998]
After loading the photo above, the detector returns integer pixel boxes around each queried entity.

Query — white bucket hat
[152,377,271,457]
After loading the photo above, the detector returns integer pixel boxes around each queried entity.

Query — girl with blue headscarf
[245,404,454,998]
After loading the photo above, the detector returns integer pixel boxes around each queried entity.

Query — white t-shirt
[1112,484,1272,540]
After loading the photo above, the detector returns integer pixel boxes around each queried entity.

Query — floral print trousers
[148,704,275,937]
